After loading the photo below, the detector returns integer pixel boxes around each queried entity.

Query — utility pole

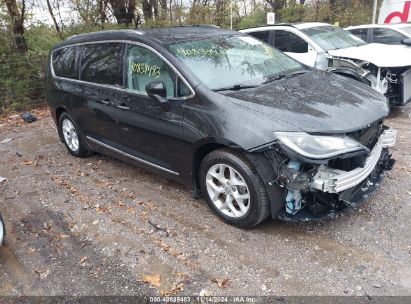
[230,0,233,29]
[372,0,378,24]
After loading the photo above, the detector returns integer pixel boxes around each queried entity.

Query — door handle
[115,103,130,110]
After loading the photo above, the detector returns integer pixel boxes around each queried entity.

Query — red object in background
[385,1,411,23]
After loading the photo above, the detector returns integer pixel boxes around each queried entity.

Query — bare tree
[46,0,63,38]
[265,0,287,12]
[108,0,136,26]
[98,0,109,26]
[5,0,28,53]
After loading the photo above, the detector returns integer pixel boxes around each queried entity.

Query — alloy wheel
[62,118,79,152]
[205,163,250,218]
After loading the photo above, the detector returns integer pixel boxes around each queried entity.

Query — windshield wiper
[213,84,260,92]
[262,70,308,84]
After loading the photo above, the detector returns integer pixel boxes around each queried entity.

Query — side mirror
[401,38,411,46]
[145,81,171,112]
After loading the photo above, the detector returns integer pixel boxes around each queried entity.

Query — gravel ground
[0,104,410,297]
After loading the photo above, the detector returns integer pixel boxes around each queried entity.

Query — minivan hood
[328,43,411,67]
[224,70,389,134]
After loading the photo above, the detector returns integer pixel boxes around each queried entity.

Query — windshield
[401,26,411,35]
[167,35,304,90]
[302,25,367,51]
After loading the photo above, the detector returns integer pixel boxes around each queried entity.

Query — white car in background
[346,23,411,46]
[241,23,411,105]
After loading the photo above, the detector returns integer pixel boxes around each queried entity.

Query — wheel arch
[191,139,245,199]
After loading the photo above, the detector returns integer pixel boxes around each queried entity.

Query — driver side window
[126,45,178,98]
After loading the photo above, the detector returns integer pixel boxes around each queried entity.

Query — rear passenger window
[372,28,406,45]
[52,46,78,79]
[126,44,187,98]
[273,30,309,53]
[349,28,369,42]
[249,31,270,43]
[80,43,123,86]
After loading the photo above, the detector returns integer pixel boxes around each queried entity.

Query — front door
[113,43,193,176]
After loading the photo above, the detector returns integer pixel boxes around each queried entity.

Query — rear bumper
[311,127,396,193]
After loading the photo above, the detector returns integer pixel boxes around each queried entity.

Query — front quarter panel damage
[246,127,396,222]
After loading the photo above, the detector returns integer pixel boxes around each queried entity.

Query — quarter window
[126,44,189,98]
[52,46,78,79]
[372,28,406,45]
[272,30,309,53]
[80,43,123,86]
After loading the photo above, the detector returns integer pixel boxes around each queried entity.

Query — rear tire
[58,112,89,157]
[199,148,270,228]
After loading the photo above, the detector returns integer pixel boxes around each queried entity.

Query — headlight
[274,132,365,159]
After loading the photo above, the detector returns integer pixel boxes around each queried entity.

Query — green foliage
[0,0,376,113]
[236,10,267,29]
[0,24,52,113]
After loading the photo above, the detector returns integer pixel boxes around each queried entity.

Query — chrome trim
[86,136,179,176]
[311,127,396,193]
[50,39,195,100]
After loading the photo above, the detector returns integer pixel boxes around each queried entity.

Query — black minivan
[45,26,396,228]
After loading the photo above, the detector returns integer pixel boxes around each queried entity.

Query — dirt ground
[0,104,410,297]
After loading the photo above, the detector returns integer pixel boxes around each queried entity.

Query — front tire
[58,112,89,157]
[199,149,270,228]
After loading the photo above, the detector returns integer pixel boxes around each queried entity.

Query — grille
[328,122,382,171]
[346,121,382,151]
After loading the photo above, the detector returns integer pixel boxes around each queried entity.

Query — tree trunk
[142,0,153,21]
[98,0,108,27]
[108,0,136,26]
[5,0,28,53]
[169,0,172,22]
[46,0,62,38]
[265,0,286,12]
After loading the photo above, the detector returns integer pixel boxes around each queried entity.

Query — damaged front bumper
[311,127,396,193]
[260,127,397,222]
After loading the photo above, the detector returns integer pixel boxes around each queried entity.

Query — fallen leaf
[140,211,148,222]
[211,277,230,288]
[42,221,52,231]
[0,138,12,144]
[115,200,126,207]
[34,269,50,280]
[127,207,135,214]
[22,160,33,165]
[160,283,184,296]
[143,274,161,287]
[79,256,88,264]
[199,289,210,296]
